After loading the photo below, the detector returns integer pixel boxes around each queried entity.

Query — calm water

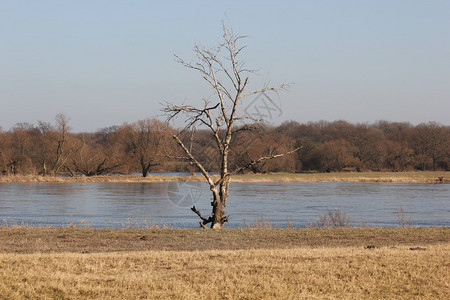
[0,182,448,228]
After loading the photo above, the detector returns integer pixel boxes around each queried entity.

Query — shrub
[307,209,350,228]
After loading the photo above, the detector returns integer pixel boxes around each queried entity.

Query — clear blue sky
[1,0,449,132]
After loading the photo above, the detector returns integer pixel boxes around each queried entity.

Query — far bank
[0,171,447,183]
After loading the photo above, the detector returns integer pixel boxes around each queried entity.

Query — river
[0,182,448,228]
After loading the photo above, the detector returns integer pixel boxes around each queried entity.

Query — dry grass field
[0,171,447,183]
[0,227,448,299]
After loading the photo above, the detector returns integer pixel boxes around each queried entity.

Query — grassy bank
[0,228,448,299]
[1,227,448,253]
[0,171,447,183]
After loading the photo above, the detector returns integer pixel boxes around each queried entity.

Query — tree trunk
[140,160,151,177]
[210,181,229,229]
[211,194,225,229]
[142,165,149,177]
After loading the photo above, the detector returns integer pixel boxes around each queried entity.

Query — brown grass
[0,228,448,299]
[0,245,447,299]
[0,174,204,183]
[0,171,447,183]
[231,171,449,183]
[1,227,448,253]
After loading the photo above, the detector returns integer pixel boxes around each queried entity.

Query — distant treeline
[0,115,448,176]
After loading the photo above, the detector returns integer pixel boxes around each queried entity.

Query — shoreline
[0,171,447,183]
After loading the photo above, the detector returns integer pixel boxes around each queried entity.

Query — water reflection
[0,182,448,228]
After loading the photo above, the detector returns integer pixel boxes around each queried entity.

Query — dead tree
[163,25,299,229]
[51,113,71,175]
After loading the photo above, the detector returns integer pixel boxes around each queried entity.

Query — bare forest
[0,116,448,176]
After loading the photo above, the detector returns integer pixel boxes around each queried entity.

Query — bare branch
[214,147,302,187]
[240,83,290,100]
[191,206,213,229]
[172,135,214,187]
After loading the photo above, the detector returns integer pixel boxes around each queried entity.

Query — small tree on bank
[163,25,299,229]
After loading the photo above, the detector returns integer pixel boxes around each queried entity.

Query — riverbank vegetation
[0,227,448,299]
[0,171,446,183]
[1,118,448,177]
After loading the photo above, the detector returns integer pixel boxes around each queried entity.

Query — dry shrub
[396,206,412,228]
[285,217,295,229]
[307,208,350,228]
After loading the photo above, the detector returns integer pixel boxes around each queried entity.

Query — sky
[1,0,449,132]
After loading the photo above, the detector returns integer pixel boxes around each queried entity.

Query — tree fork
[191,206,213,229]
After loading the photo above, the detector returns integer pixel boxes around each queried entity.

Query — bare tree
[69,134,122,176]
[163,25,299,229]
[120,119,168,177]
[8,123,34,174]
[410,122,449,170]
[318,139,359,172]
[0,128,11,175]
[51,113,71,175]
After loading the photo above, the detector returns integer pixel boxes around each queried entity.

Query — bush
[307,209,350,228]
